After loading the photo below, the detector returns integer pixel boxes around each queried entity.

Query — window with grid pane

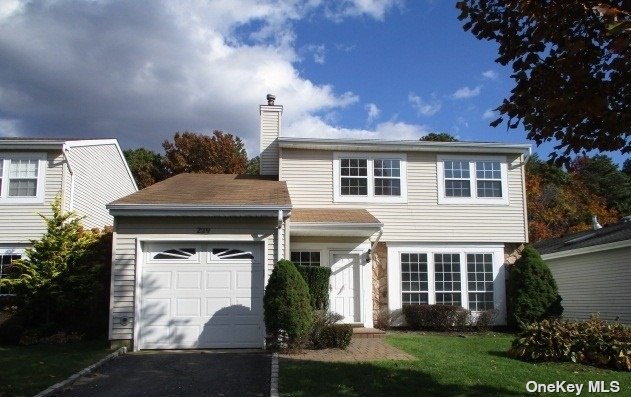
[476,161,502,198]
[290,251,321,267]
[0,160,3,195]
[0,253,21,295]
[340,158,368,196]
[400,253,428,305]
[374,159,401,196]
[444,160,471,197]
[467,253,494,311]
[434,253,461,306]
[8,159,38,197]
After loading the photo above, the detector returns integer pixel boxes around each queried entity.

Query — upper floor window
[333,153,407,203]
[0,154,46,204]
[437,155,508,205]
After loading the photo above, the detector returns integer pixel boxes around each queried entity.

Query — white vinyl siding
[0,151,62,244]
[280,149,527,243]
[260,106,282,176]
[109,216,285,343]
[68,144,136,229]
[544,246,631,324]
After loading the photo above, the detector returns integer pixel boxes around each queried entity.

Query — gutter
[106,203,293,211]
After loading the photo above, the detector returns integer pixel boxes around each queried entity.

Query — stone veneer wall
[504,243,525,266]
[371,242,389,328]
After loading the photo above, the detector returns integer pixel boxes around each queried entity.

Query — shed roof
[534,219,631,255]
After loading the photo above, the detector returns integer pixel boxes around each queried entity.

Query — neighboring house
[107,95,530,350]
[534,217,631,324]
[0,138,137,295]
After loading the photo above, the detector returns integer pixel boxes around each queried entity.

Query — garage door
[138,242,265,349]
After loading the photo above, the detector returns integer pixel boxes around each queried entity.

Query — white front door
[329,254,360,323]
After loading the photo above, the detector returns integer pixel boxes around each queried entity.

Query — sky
[0,0,628,165]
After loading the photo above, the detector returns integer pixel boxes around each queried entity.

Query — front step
[352,327,386,339]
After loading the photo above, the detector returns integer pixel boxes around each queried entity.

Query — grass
[280,333,631,396]
[0,340,113,397]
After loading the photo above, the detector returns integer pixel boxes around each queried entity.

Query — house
[534,217,631,324]
[0,138,137,295]
[107,95,530,350]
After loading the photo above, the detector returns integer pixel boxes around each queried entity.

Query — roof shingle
[534,219,631,255]
[109,173,291,207]
[291,208,381,224]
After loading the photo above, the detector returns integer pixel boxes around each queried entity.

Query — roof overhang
[107,204,292,217]
[290,222,383,237]
[0,140,64,150]
[278,137,531,155]
[541,238,631,261]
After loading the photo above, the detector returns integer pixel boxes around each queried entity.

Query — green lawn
[280,333,631,396]
[0,341,113,397]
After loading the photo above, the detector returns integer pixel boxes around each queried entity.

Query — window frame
[436,154,508,205]
[0,248,23,296]
[400,253,429,305]
[290,251,322,267]
[333,152,407,203]
[0,153,47,204]
[466,253,495,311]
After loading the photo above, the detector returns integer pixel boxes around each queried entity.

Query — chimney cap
[266,94,276,105]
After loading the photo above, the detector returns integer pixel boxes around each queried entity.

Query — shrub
[296,265,331,310]
[470,309,497,331]
[0,199,112,342]
[403,304,469,331]
[310,310,343,347]
[263,259,313,348]
[509,316,631,371]
[314,324,353,349]
[507,246,563,329]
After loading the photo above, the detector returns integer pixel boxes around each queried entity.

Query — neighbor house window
[437,155,508,204]
[467,253,494,311]
[291,251,321,267]
[334,153,407,202]
[0,154,46,203]
[401,253,428,305]
[0,252,21,295]
[434,253,461,306]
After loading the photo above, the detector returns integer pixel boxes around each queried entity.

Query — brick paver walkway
[279,338,414,362]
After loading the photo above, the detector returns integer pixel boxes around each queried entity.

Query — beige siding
[109,216,283,342]
[546,247,631,324]
[259,106,281,175]
[69,144,136,229]
[280,149,527,243]
[0,151,64,245]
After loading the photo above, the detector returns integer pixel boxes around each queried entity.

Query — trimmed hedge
[296,265,331,310]
[263,260,313,347]
[507,246,563,329]
[509,316,631,371]
[314,324,353,349]
[403,304,469,331]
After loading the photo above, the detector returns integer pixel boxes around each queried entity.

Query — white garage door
[138,242,265,349]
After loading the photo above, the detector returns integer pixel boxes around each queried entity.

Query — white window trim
[333,152,407,203]
[387,243,506,325]
[0,153,47,204]
[436,154,509,205]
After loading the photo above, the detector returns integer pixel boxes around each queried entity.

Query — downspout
[369,227,384,262]
[277,210,283,262]
[62,144,75,211]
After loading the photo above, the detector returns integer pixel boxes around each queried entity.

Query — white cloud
[0,0,397,156]
[305,44,326,64]
[452,86,482,99]
[482,109,498,119]
[285,115,429,141]
[325,0,403,21]
[481,70,498,80]
[365,103,380,124]
[0,118,21,136]
[408,92,441,116]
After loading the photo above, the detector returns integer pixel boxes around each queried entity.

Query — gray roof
[534,219,631,255]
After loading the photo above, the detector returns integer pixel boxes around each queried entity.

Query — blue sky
[0,0,627,165]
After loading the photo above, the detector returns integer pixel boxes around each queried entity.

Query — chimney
[592,215,602,230]
[259,94,282,176]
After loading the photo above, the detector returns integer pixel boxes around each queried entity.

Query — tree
[123,148,167,189]
[526,154,619,242]
[507,246,563,329]
[162,131,248,175]
[569,155,631,215]
[1,199,110,337]
[420,132,459,142]
[623,158,631,178]
[246,156,260,175]
[457,1,631,165]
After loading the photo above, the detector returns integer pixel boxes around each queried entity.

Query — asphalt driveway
[59,350,271,397]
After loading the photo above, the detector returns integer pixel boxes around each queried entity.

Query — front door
[329,254,360,323]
